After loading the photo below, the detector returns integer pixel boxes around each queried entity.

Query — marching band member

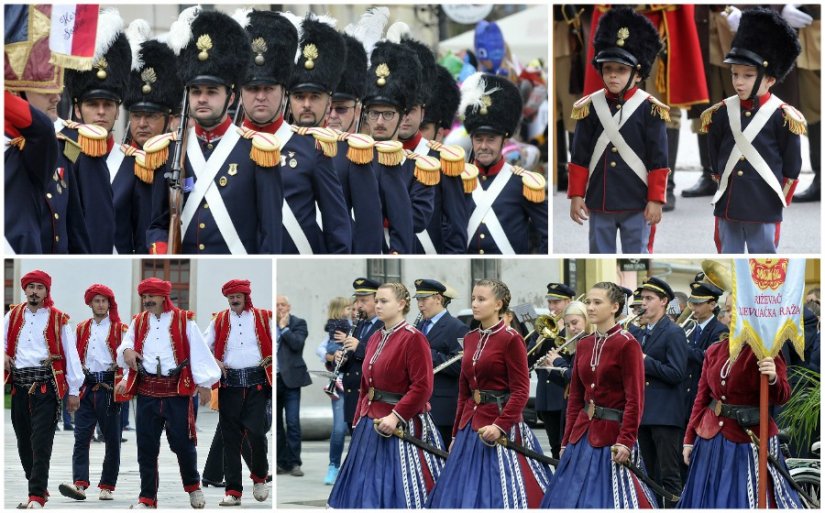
[427,279,552,508]
[541,282,655,508]
[328,283,443,508]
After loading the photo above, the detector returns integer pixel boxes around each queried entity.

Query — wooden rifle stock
[166,90,190,254]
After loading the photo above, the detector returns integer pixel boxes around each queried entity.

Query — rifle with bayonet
[165,89,190,254]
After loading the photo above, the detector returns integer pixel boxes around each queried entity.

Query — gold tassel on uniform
[699,102,723,134]
[142,132,173,170]
[7,136,25,151]
[345,133,375,164]
[293,126,338,157]
[248,131,281,168]
[409,153,441,186]
[570,94,592,120]
[375,140,404,166]
[434,143,466,177]
[77,124,109,157]
[647,96,671,122]
[133,151,154,184]
[512,166,547,203]
[781,105,807,136]
[461,163,479,194]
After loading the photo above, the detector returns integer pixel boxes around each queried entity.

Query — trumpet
[324,311,366,397]
[677,308,697,338]
[529,331,586,372]
[525,314,561,358]
[621,308,646,330]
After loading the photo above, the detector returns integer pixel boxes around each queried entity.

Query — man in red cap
[202,279,272,506]
[58,284,128,502]
[4,270,85,508]
[114,277,221,509]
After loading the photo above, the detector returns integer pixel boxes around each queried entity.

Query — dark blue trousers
[219,385,271,497]
[71,386,122,489]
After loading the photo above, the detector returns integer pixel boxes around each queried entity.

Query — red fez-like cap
[137,277,174,312]
[84,283,121,324]
[21,269,53,307]
[222,279,253,310]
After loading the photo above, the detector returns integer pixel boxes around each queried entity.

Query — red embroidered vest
[212,308,273,385]
[76,318,129,401]
[5,303,70,396]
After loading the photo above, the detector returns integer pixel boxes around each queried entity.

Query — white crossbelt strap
[181,127,247,254]
[589,88,649,185]
[467,164,515,253]
[5,238,16,254]
[383,227,391,251]
[416,230,437,254]
[278,124,314,254]
[107,143,125,185]
[712,95,786,207]
[414,136,430,156]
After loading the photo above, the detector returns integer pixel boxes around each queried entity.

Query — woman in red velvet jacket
[678,310,802,508]
[427,279,552,508]
[327,282,444,508]
[541,281,656,508]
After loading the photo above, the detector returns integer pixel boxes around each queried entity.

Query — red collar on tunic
[476,158,505,177]
[401,131,423,151]
[241,115,284,135]
[195,116,232,142]
[605,86,639,102]
[739,92,772,111]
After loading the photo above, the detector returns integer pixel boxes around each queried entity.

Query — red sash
[213,308,273,385]
[75,318,129,401]
[5,303,69,397]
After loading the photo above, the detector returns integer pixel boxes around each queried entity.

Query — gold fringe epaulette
[781,104,807,136]
[406,151,441,186]
[120,144,154,184]
[75,123,109,157]
[292,126,338,157]
[238,128,282,168]
[699,101,724,134]
[461,163,479,194]
[7,136,25,151]
[142,132,175,170]
[511,166,547,203]
[428,141,466,177]
[342,132,374,164]
[571,93,593,120]
[647,96,671,122]
[374,140,404,166]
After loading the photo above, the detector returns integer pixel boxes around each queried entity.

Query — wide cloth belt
[84,370,115,385]
[12,366,54,386]
[472,389,510,405]
[221,366,267,388]
[136,373,179,398]
[709,399,760,424]
[585,402,624,422]
[366,387,403,405]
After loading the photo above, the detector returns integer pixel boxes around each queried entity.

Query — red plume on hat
[21,270,53,307]
[137,277,175,312]
[222,279,253,310]
[84,284,121,324]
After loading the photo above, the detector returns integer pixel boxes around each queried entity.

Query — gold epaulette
[292,126,338,157]
[781,104,807,136]
[7,136,25,151]
[142,132,175,170]
[342,132,374,164]
[511,166,547,203]
[461,163,479,194]
[57,133,81,163]
[406,151,441,186]
[238,128,282,168]
[571,93,594,120]
[374,140,404,166]
[428,140,466,177]
[647,96,671,122]
[699,101,724,134]
[120,144,154,184]
[61,123,108,157]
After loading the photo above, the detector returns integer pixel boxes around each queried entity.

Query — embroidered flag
[49,4,99,70]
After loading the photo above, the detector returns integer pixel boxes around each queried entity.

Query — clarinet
[324,311,366,397]
[413,312,423,330]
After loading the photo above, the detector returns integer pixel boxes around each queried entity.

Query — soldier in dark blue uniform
[700,8,804,253]
[567,7,669,254]
[636,277,688,507]
[413,278,468,444]
[460,72,548,254]
[397,36,469,255]
[117,36,183,254]
[60,10,132,254]
[146,8,282,254]
[362,41,437,254]
[336,278,383,430]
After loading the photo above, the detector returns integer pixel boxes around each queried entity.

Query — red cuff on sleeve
[4,91,32,138]
[647,167,670,203]
[149,242,168,254]
[782,178,799,206]
[567,162,589,198]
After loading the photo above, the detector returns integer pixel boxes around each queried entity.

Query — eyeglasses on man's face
[366,109,398,121]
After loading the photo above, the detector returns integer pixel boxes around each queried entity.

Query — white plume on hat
[231,8,252,29]
[316,14,338,29]
[125,19,152,71]
[344,6,390,63]
[166,5,201,56]
[280,11,304,62]
[385,21,410,44]
[458,72,501,117]
[94,8,125,60]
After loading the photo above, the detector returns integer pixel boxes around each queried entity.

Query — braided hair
[474,279,511,315]
[591,282,626,320]
[378,282,411,316]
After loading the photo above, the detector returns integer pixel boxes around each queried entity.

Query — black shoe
[121,437,128,443]
[662,190,676,212]
[202,478,225,488]
[123,426,134,431]
[265,474,272,483]
[681,172,717,197]
[63,425,74,431]
[276,466,290,475]
[794,182,821,203]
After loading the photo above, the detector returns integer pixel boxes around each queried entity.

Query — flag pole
[758,372,769,508]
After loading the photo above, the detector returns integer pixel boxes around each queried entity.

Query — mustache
[231,301,242,307]
[142,301,157,308]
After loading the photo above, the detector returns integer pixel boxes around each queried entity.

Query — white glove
[724,6,742,32]
[782,4,813,29]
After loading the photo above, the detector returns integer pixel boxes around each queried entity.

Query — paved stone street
[4,406,272,509]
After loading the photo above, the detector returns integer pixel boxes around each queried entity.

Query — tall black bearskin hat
[65,9,131,104]
[725,8,801,81]
[423,65,460,130]
[363,41,422,112]
[459,72,522,138]
[125,38,183,114]
[233,10,298,87]
[399,36,437,108]
[333,34,368,102]
[288,14,347,94]
[171,8,251,89]
[591,6,662,80]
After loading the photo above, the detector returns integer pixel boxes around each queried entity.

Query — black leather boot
[663,128,678,211]
[682,133,717,197]
[794,122,820,202]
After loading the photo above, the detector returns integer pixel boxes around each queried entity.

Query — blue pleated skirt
[327,413,445,508]
[541,436,656,508]
[427,423,553,508]
[677,433,802,508]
